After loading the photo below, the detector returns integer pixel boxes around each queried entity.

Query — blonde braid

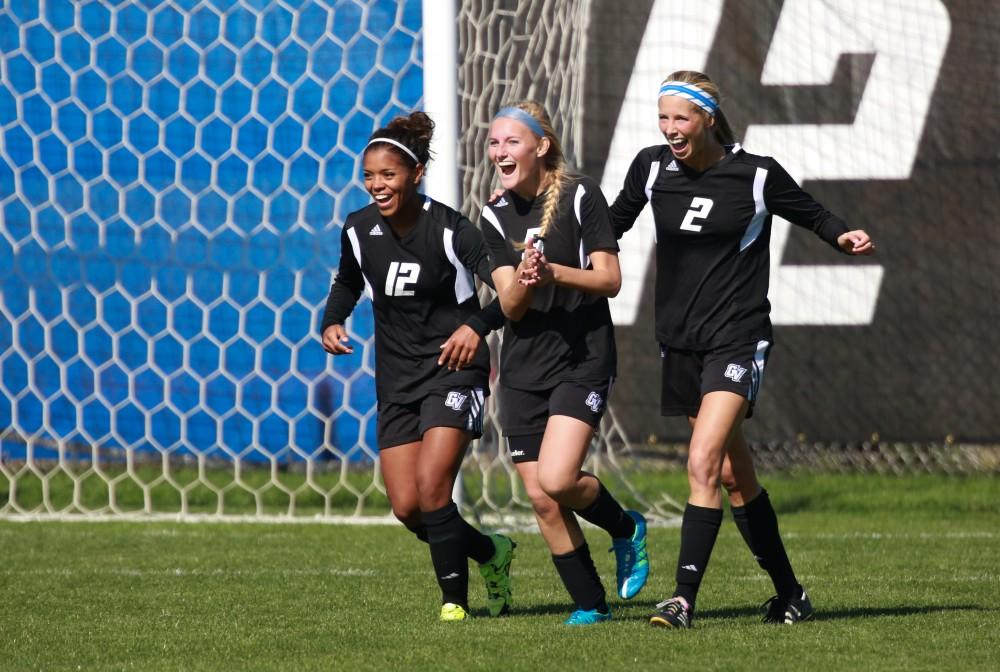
[538,164,567,239]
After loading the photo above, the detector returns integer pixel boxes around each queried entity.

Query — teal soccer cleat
[611,510,649,599]
[564,608,612,626]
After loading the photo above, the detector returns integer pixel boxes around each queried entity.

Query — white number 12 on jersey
[385,262,420,296]
[680,197,713,232]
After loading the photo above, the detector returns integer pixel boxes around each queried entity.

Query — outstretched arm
[764,159,858,251]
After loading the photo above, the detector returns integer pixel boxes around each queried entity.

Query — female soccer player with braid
[609,71,875,628]
[321,111,515,622]
[480,101,649,625]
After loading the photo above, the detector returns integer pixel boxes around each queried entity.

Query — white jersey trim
[442,228,476,304]
[748,339,770,401]
[740,167,769,252]
[481,206,503,239]
[346,227,374,299]
[644,160,660,202]
[574,183,588,269]
[646,161,660,243]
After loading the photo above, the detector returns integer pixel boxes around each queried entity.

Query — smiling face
[658,95,715,165]
[362,146,423,220]
[488,116,550,198]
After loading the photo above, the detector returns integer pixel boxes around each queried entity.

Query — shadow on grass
[469,602,596,618]
[695,603,992,621]
[512,600,996,623]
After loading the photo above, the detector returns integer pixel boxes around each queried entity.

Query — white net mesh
[454,0,681,525]
[0,0,677,522]
[0,0,424,519]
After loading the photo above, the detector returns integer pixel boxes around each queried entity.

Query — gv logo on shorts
[724,364,748,383]
[585,391,603,413]
[444,391,467,411]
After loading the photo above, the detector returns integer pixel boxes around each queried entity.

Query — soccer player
[608,71,875,629]
[321,111,515,622]
[480,101,649,626]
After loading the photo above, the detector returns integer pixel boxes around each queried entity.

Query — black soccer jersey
[480,174,619,389]
[321,197,502,403]
[609,144,850,350]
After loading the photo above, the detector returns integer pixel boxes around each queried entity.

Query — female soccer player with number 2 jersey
[321,112,515,623]
[480,101,649,626]
[609,71,875,629]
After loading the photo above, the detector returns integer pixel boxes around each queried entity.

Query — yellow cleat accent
[440,602,469,622]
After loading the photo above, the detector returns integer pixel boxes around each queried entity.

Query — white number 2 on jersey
[679,197,713,232]
[385,261,420,297]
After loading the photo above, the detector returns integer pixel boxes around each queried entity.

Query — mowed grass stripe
[0,474,997,671]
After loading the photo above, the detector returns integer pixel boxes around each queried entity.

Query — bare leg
[379,442,423,529]
[687,392,749,508]
[515,460,584,555]
[535,415,600,510]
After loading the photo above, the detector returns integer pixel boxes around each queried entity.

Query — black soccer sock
[731,504,767,570]
[572,481,636,539]
[744,489,801,599]
[403,522,429,544]
[552,543,608,613]
[673,503,723,608]
[423,502,470,607]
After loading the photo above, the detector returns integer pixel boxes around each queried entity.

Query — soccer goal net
[4,1,993,523]
[0,0,680,523]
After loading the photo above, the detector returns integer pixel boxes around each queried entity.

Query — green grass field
[1,473,998,671]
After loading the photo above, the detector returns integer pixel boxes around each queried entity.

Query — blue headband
[494,106,546,138]
[658,81,718,116]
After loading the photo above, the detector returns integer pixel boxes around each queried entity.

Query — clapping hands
[518,237,553,287]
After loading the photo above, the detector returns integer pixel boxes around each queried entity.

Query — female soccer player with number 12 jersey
[321,112,515,622]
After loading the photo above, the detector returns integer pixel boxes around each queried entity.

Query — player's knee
[414,471,452,510]
[720,463,738,493]
[528,491,561,522]
[537,471,579,504]
[522,481,560,520]
[687,451,722,492]
[391,505,421,529]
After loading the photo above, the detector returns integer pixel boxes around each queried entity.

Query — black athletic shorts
[660,340,772,418]
[377,387,487,449]
[498,378,613,438]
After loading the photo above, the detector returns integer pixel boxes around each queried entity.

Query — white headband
[366,137,420,164]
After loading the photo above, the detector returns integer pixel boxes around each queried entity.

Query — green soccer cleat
[479,534,516,616]
[440,602,470,622]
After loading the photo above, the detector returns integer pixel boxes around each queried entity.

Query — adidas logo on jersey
[665,160,679,172]
[681,564,699,572]
[369,223,383,236]
[494,196,509,207]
